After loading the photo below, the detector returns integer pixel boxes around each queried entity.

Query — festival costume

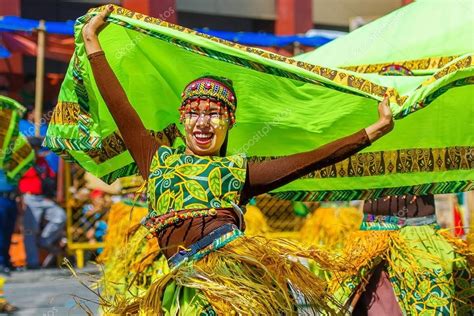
[44,4,473,315]
[83,50,374,315]
[97,200,168,301]
[98,199,269,303]
[0,96,34,183]
[330,195,473,315]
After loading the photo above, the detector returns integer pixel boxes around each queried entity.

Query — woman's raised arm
[82,6,160,178]
[242,97,393,199]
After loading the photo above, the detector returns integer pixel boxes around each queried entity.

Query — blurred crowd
[0,74,121,275]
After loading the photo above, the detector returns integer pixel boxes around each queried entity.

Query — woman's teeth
[194,133,214,144]
[195,133,213,139]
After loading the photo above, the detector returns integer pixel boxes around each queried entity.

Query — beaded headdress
[179,77,237,125]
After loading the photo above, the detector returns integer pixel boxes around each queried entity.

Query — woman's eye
[210,112,219,118]
[189,112,199,117]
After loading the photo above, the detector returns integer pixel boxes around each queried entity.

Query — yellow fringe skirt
[98,201,276,301]
[299,206,363,249]
[97,202,169,302]
[100,224,353,315]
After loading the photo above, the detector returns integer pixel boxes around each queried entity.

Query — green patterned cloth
[146,145,246,217]
[0,96,24,166]
[161,283,216,316]
[298,4,474,312]
[0,96,34,182]
[45,4,473,200]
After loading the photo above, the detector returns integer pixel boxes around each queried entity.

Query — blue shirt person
[19,118,59,173]
[0,170,17,271]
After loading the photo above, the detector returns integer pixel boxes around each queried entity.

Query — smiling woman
[75,5,395,315]
[179,76,236,157]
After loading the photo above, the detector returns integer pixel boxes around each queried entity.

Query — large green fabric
[45,5,473,201]
[286,0,474,200]
[0,96,34,182]
[296,0,474,73]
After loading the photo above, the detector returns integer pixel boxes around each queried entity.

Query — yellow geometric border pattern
[343,56,460,74]
[87,6,401,104]
[250,147,473,179]
[86,5,474,113]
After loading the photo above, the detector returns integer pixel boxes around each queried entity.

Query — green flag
[0,96,34,182]
[0,96,25,166]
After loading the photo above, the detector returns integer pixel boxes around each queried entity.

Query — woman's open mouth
[193,132,214,145]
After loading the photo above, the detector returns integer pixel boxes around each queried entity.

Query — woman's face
[184,99,230,156]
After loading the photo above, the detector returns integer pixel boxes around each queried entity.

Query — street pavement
[2,266,99,316]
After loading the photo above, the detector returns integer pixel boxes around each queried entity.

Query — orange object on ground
[9,233,26,268]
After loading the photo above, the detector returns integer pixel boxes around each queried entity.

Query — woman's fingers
[378,95,392,119]
[379,95,389,111]
[84,5,113,34]
[100,4,114,21]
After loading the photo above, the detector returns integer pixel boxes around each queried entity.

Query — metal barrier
[255,194,319,231]
[64,163,104,268]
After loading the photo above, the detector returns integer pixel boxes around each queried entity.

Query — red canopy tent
[1,32,74,62]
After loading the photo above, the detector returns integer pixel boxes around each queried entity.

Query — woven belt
[361,214,438,231]
[142,207,231,237]
[168,223,239,268]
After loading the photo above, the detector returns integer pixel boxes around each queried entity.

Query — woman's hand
[365,96,394,143]
[377,95,394,131]
[82,5,114,55]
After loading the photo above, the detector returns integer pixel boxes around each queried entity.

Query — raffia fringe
[112,236,358,315]
[299,207,363,249]
[242,205,271,236]
[97,202,149,263]
[440,229,474,274]
[96,202,169,310]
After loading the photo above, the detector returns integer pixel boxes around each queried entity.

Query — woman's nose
[197,113,210,126]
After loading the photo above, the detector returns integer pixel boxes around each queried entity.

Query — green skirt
[330,215,473,315]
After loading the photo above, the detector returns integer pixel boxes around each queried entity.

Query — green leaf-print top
[147,145,247,217]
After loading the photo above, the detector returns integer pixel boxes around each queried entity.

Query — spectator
[0,169,19,312]
[82,190,109,256]
[82,190,105,236]
[19,137,66,268]
[0,171,16,273]
[19,108,59,173]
